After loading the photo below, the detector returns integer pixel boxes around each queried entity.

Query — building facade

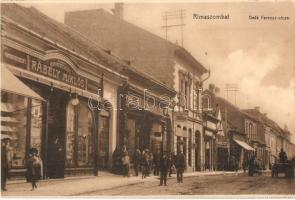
[64,5,209,172]
[1,4,129,178]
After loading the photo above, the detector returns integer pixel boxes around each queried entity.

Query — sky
[19,1,295,142]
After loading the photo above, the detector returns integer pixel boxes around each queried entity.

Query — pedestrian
[141,149,149,179]
[168,152,175,177]
[159,151,170,186]
[153,149,161,176]
[1,137,12,191]
[148,150,153,176]
[248,155,255,176]
[26,148,43,191]
[133,149,141,176]
[175,150,185,183]
[121,146,130,177]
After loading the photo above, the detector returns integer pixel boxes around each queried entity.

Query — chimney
[254,106,260,112]
[209,84,215,93]
[114,3,124,20]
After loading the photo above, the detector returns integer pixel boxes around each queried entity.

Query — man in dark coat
[248,155,255,176]
[1,138,12,191]
[159,151,170,186]
[175,150,186,183]
[133,149,141,176]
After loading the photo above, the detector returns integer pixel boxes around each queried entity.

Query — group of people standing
[1,137,43,191]
[120,145,186,186]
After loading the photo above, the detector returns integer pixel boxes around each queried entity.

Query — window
[66,102,75,167]
[1,92,28,167]
[179,71,192,109]
[30,99,43,155]
[202,95,211,110]
[65,102,95,168]
[77,103,94,166]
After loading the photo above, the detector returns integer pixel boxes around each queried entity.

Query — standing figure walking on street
[26,148,43,191]
[141,149,149,179]
[175,150,185,183]
[159,151,170,186]
[1,137,12,191]
[121,146,130,177]
[133,149,141,176]
[147,150,153,177]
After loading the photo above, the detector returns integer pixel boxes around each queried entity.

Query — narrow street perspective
[1,1,295,198]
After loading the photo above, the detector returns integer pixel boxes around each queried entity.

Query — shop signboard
[2,46,88,90]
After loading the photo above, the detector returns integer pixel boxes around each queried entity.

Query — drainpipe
[198,70,211,171]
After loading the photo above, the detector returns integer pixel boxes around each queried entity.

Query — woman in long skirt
[26,148,43,191]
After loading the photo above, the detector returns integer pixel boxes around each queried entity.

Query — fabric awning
[1,66,44,101]
[234,139,255,151]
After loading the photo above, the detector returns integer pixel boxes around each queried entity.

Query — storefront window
[30,99,43,155]
[77,103,94,167]
[66,103,75,167]
[1,92,28,168]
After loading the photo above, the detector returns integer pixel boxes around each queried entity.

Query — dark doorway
[46,89,68,179]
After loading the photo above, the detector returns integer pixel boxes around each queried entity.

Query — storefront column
[94,109,99,176]
[199,130,205,171]
[42,100,49,179]
[25,98,32,157]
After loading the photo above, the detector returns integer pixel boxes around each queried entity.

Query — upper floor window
[202,95,211,111]
[179,71,192,109]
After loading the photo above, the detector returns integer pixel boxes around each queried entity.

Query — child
[26,148,43,191]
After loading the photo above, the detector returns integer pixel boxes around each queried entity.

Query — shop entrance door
[46,90,67,179]
[98,113,110,170]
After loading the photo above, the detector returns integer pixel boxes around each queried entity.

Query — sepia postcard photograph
[0,0,294,198]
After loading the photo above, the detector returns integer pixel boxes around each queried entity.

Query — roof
[1,3,130,73]
[1,4,176,95]
[243,109,287,137]
[65,8,208,88]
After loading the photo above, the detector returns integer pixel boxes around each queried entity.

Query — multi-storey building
[1,3,176,179]
[64,3,210,171]
[243,108,295,168]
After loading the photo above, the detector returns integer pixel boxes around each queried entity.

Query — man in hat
[159,151,170,186]
[1,138,12,191]
[175,150,186,183]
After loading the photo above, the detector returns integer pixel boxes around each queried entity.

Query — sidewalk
[1,170,270,196]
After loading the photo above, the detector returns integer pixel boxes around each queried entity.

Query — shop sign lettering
[2,46,87,90]
[30,59,86,89]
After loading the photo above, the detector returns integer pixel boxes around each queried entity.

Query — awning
[234,139,255,151]
[1,66,44,101]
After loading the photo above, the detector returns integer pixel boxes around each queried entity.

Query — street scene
[1,1,295,197]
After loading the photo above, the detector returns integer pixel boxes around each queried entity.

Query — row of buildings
[1,3,294,179]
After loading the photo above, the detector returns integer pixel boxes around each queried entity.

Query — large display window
[1,92,43,168]
[65,101,95,168]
